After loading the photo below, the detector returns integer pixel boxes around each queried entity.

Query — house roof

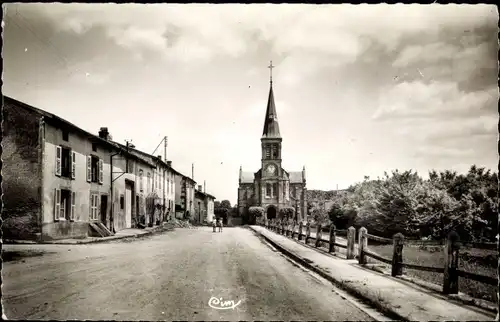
[289,171,303,183]
[195,189,216,200]
[262,84,281,139]
[240,171,254,183]
[4,96,156,167]
[112,142,184,176]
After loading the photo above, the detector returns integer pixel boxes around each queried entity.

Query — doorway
[267,205,277,221]
[100,195,108,227]
[125,184,133,228]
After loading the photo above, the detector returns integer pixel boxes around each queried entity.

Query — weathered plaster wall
[2,101,42,240]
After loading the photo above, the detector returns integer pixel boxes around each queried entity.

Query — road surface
[3,227,380,321]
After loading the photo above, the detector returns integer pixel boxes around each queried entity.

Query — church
[237,62,307,223]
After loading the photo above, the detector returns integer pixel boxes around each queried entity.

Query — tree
[249,206,265,217]
[279,206,295,220]
[220,200,231,209]
[214,200,232,218]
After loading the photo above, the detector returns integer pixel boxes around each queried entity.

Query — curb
[3,227,174,245]
[255,227,497,317]
[361,264,497,314]
[249,227,408,322]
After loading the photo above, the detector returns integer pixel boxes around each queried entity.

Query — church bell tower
[261,61,282,178]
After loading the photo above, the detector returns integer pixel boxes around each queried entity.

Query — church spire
[262,61,281,139]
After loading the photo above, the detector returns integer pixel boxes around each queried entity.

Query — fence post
[315,223,322,247]
[358,227,368,264]
[305,222,311,244]
[391,232,404,277]
[346,226,356,259]
[329,224,336,253]
[443,230,460,294]
[298,221,303,241]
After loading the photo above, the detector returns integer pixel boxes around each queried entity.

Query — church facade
[237,65,307,223]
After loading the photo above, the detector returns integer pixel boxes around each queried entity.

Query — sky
[3,3,498,205]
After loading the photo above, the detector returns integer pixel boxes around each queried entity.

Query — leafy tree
[279,206,295,220]
[214,200,232,218]
[249,206,265,217]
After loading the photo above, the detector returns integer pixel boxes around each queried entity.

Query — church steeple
[262,61,281,139]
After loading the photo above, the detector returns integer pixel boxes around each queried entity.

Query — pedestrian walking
[217,218,223,232]
[212,219,216,233]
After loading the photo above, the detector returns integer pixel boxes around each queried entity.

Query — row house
[2,96,156,241]
[194,185,216,224]
[174,172,196,220]
[112,144,180,226]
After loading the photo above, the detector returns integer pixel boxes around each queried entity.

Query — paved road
[3,227,377,321]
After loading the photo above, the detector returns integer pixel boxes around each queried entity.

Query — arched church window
[265,147,271,159]
[266,183,271,197]
[272,145,278,158]
[273,183,278,197]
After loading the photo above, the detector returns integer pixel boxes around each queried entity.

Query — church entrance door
[267,206,277,221]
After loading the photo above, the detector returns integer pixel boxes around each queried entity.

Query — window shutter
[54,188,61,221]
[86,156,92,182]
[93,195,97,220]
[95,195,98,220]
[98,159,104,184]
[71,191,76,220]
[55,146,62,176]
[71,151,76,179]
[89,193,93,220]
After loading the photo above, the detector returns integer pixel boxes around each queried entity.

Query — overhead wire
[5,5,81,78]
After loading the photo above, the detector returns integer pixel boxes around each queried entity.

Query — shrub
[279,206,295,219]
[249,206,265,217]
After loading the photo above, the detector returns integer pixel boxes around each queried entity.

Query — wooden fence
[263,219,498,295]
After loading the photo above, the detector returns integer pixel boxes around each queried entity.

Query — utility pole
[164,136,167,161]
[192,163,194,181]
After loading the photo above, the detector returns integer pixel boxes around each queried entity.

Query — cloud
[374,81,497,120]
[19,3,497,69]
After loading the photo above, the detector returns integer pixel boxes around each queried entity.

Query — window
[56,146,75,179]
[91,156,99,182]
[62,130,69,141]
[90,193,99,220]
[54,189,74,220]
[127,161,134,174]
[139,170,144,192]
[147,173,151,193]
[266,183,271,197]
[87,155,103,184]
[265,146,271,159]
[120,195,124,210]
[92,143,97,152]
[272,145,278,159]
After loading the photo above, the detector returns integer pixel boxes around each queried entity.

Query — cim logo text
[208,296,242,310]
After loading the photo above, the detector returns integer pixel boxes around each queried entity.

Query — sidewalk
[4,223,174,245]
[250,225,496,321]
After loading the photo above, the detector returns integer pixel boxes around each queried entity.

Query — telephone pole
[164,136,168,161]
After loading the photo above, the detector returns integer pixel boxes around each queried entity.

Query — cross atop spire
[268,60,275,85]
[262,61,281,139]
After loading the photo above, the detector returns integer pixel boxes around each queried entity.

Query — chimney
[198,185,202,191]
[98,127,110,140]
[167,161,172,167]
[157,155,162,161]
